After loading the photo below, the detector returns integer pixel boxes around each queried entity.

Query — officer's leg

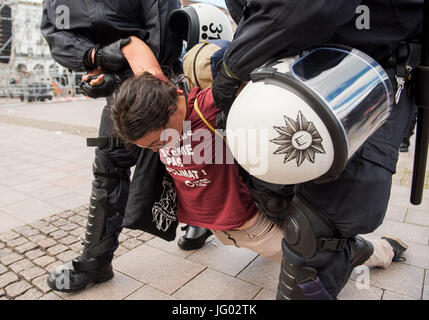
[277,78,416,300]
[47,99,140,292]
[277,192,374,300]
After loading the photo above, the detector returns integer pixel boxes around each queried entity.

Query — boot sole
[382,235,408,250]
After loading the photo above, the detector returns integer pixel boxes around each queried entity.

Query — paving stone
[47,244,68,256]
[57,235,79,246]
[0,289,4,297]
[57,250,77,262]
[118,233,129,242]
[29,221,50,230]
[188,239,258,276]
[399,242,429,269]
[121,238,143,250]
[69,241,83,253]
[67,215,86,226]
[58,271,142,300]
[137,233,155,242]
[146,227,198,258]
[32,275,51,294]
[9,259,34,274]
[49,230,68,240]
[39,225,58,235]
[51,219,68,227]
[33,255,56,268]
[385,205,407,222]
[0,248,13,258]
[39,292,63,300]
[15,242,39,254]
[0,243,4,250]
[0,231,20,242]
[57,211,74,219]
[25,249,46,260]
[174,268,261,300]
[69,227,85,239]
[20,267,46,281]
[5,280,32,298]
[0,264,7,275]
[0,272,19,288]
[406,208,429,227]
[372,220,429,246]
[14,226,39,238]
[7,237,28,248]
[253,289,276,300]
[237,256,280,292]
[37,238,57,250]
[28,234,47,243]
[382,290,418,300]
[59,223,78,232]
[45,261,63,274]
[338,280,383,300]
[125,285,175,300]
[43,216,60,223]
[15,288,43,300]
[369,263,424,298]
[127,230,144,238]
[0,253,23,266]
[113,246,129,258]
[113,245,206,295]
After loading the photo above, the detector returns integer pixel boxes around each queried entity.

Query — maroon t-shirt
[159,87,257,231]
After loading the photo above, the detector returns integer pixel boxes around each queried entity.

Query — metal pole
[411,0,429,204]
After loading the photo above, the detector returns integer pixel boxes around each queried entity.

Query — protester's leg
[363,239,395,268]
[212,211,284,263]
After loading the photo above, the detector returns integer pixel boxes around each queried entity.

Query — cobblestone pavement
[0,100,428,300]
[0,205,155,300]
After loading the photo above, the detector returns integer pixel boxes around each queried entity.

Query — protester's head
[112,72,185,152]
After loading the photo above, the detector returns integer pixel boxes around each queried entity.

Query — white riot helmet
[226,46,393,185]
[168,3,234,50]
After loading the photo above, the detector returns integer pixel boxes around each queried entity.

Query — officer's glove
[79,73,122,99]
[212,61,242,116]
[94,38,131,73]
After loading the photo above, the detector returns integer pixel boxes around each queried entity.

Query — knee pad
[277,194,346,300]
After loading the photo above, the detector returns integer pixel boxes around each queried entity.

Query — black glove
[94,38,131,73]
[79,73,122,99]
[212,61,242,116]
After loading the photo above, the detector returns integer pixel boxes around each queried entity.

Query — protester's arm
[40,1,95,72]
[121,36,164,78]
[223,0,362,80]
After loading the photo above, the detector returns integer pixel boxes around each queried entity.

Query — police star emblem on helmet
[270,111,326,167]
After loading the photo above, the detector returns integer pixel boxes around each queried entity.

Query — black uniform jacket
[41,0,182,71]
[224,0,423,80]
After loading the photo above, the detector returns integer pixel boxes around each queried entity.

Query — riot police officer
[40,0,213,292]
[213,0,422,299]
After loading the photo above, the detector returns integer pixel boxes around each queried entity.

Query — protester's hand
[94,38,131,73]
[79,73,122,99]
[212,61,242,116]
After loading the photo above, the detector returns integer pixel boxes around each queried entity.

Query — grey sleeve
[40,1,95,71]
[224,0,361,80]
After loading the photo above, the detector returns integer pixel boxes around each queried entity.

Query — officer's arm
[224,0,361,80]
[40,2,95,72]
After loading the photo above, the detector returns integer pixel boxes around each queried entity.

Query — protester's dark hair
[112,72,178,143]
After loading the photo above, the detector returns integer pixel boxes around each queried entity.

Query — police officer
[40,0,212,292]
[213,0,422,299]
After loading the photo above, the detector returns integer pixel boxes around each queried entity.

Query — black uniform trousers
[291,68,416,297]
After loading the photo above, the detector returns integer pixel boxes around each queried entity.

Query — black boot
[47,254,114,293]
[178,225,213,251]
